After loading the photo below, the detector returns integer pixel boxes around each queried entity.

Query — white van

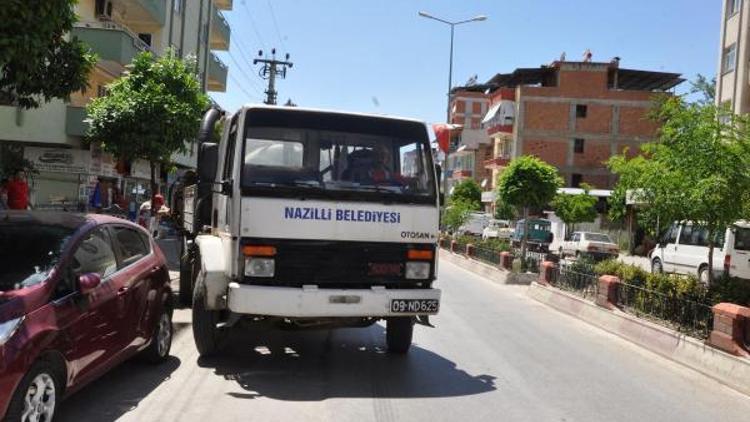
[649,221,750,283]
[459,212,490,236]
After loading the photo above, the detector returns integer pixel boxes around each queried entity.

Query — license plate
[390,299,439,314]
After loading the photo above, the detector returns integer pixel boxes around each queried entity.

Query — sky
[211,0,721,126]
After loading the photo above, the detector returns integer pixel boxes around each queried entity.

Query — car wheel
[5,360,62,422]
[142,307,173,364]
[652,258,663,274]
[698,265,710,285]
[178,240,195,307]
[386,317,414,354]
[192,274,223,357]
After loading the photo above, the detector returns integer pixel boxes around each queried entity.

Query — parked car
[482,219,513,240]
[511,218,553,252]
[649,221,750,284]
[0,211,174,421]
[458,212,491,237]
[560,231,619,260]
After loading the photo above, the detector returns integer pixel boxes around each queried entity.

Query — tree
[494,197,516,220]
[496,156,563,266]
[551,183,597,237]
[442,198,475,233]
[609,96,750,283]
[0,0,96,108]
[688,74,716,105]
[87,51,209,219]
[450,179,481,210]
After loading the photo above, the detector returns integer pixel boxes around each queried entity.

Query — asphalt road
[55,259,750,422]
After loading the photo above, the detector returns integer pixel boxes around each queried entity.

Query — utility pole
[254,48,293,105]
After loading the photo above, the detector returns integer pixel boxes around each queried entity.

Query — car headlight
[0,316,24,346]
[405,262,430,280]
[244,257,275,277]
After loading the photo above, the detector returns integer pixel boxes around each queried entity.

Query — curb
[528,282,750,396]
[439,249,537,285]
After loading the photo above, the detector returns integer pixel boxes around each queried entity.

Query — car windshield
[0,224,74,291]
[241,109,436,204]
[585,233,612,243]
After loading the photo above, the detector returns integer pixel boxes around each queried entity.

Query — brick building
[445,60,683,211]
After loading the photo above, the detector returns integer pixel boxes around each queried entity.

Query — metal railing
[473,246,501,265]
[550,263,599,299]
[513,249,548,273]
[617,282,714,339]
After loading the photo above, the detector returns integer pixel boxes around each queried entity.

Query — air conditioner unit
[95,0,113,20]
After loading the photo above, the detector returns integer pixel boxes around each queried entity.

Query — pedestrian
[6,170,29,210]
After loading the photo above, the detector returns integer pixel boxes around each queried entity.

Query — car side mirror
[78,273,102,295]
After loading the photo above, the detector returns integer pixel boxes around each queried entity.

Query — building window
[571,174,583,187]
[574,138,585,153]
[576,104,588,118]
[728,0,742,16]
[97,85,108,97]
[723,43,737,74]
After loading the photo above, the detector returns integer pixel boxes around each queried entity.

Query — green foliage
[688,74,716,105]
[594,259,649,286]
[494,197,516,220]
[86,51,209,165]
[608,96,750,283]
[496,155,563,210]
[709,276,750,306]
[0,0,96,108]
[551,183,597,233]
[441,199,474,233]
[450,179,481,210]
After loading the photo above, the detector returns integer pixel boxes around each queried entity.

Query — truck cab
[180,105,442,355]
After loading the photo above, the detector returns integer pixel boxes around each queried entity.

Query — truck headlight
[244,258,275,277]
[405,262,430,279]
[0,316,24,346]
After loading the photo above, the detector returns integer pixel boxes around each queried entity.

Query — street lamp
[418,11,487,198]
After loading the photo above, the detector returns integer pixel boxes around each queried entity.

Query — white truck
[179,105,442,356]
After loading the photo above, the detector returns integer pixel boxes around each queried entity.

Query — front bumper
[227,282,441,317]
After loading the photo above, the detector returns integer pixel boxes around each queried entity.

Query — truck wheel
[192,275,223,357]
[178,240,194,307]
[386,317,414,354]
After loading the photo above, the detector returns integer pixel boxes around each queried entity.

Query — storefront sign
[24,147,90,174]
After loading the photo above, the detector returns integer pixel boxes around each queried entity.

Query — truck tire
[386,317,414,354]
[192,275,223,357]
[178,240,194,307]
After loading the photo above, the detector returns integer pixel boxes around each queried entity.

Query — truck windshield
[241,109,436,204]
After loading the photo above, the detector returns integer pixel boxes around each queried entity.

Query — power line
[228,73,261,102]
[265,0,286,49]
[240,0,268,51]
[225,50,264,96]
[231,38,266,92]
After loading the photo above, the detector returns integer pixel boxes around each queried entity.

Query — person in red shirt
[6,170,29,210]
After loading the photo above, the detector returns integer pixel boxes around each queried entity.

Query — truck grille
[241,239,434,288]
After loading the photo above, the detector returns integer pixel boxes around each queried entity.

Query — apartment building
[0,0,231,210]
[445,88,491,193]
[446,60,683,212]
[717,0,749,113]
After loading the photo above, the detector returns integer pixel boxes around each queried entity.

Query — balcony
[210,9,231,50]
[487,124,513,136]
[208,53,228,92]
[117,0,167,28]
[73,22,150,69]
[213,0,233,10]
[484,156,511,170]
[449,169,473,179]
[65,106,89,137]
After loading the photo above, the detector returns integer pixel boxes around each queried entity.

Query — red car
[0,212,174,421]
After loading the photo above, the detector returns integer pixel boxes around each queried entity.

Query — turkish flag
[432,123,462,153]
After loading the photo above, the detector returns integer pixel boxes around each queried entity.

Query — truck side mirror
[221,179,233,196]
[198,142,219,183]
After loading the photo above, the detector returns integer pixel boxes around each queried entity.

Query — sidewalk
[618,253,650,271]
